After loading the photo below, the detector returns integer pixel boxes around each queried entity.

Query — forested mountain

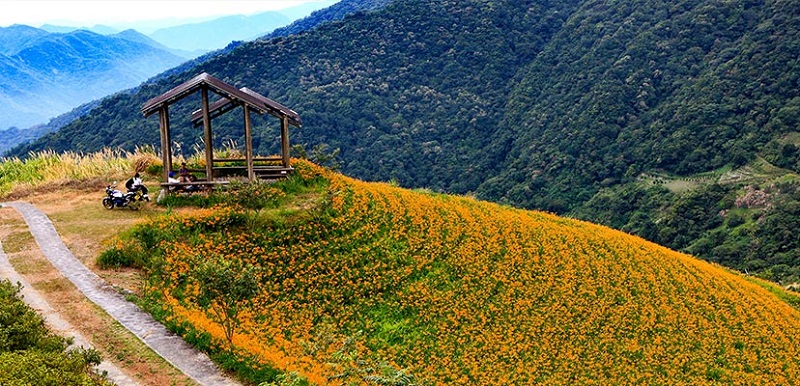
[10,0,800,283]
[0,27,184,130]
[483,0,800,210]
[265,0,393,38]
[0,25,50,55]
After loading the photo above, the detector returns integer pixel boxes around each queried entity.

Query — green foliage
[0,350,106,386]
[0,280,64,352]
[97,220,176,269]
[96,244,145,269]
[220,180,287,214]
[157,192,227,208]
[292,143,342,171]
[0,280,110,386]
[186,255,259,348]
[259,372,310,386]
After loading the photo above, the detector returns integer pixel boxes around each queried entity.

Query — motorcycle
[102,182,146,210]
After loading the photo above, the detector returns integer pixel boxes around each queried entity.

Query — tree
[187,255,260,349]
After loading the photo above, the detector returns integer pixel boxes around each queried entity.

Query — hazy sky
[0,0,332,28]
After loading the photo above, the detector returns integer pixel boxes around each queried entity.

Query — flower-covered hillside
[107,160,800,385]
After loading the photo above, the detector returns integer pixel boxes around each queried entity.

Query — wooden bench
[212,157,283,163]
[210,166,294,179]
[159,180,230,193]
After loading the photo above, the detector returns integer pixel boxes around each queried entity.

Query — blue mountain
[0,27,184,131]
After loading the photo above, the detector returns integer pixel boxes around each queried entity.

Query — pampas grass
[0,147,162,198]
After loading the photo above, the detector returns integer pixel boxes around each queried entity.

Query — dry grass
[0,147,161,198]
[0,187,193,386]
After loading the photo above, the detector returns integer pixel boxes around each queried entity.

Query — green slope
[483,0,800,211]
[105,160,800,385]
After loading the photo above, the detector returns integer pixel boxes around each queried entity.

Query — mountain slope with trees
[12,0,574,192]
[9,0,800,283]
[483,0,800,211]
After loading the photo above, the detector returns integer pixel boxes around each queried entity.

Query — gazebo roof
[189,87,302,127]
[141,72,273,118]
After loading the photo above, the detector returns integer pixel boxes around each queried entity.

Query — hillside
[482,0,800,210]
[9,0,800,282]
[11,0,566,186]
[2,151,800,384]
[89,159,800,385]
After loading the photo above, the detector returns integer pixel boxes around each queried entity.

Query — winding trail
[0,234,138,386]
[1,202,240,386]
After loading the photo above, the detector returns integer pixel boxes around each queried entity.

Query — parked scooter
[102,182,145,210]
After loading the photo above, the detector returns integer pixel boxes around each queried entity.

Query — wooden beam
[281,115,290,168]
[201,86,214,181]
[244,104,255,180]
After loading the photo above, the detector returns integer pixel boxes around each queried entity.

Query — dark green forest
[7,0,800,283]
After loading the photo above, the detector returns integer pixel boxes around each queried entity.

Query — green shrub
[97,245,146,269]
[0,280,110,385]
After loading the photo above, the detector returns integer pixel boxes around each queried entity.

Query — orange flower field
[111,160,800,385]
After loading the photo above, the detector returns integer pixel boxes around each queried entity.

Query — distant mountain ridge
[149,12,291,52]
[0,0,339,140]
[0,24,50,55]
[0,26,184,134]
[37,0,340,53]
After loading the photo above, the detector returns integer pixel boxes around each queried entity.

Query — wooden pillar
[201,86,214,181]
[281,115,290,168]
[158,106,169,182]
[163,105,172,178]
[244,104,255,180]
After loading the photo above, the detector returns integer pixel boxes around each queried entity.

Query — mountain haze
[11,0,800,282]
[0,27,184,131]
[147,1,341,52]
[40,23,120,35]
[110,29,198,59]
[0,24,50,55]
[149,12,291,52]
[0,1,343,139]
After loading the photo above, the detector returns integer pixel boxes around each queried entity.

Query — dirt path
[0,236,139,386]
[1,202,241,386]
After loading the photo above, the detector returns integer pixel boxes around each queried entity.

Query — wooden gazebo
[141,72,301,184]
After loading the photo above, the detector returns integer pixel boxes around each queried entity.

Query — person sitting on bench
[178,162,191,183]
